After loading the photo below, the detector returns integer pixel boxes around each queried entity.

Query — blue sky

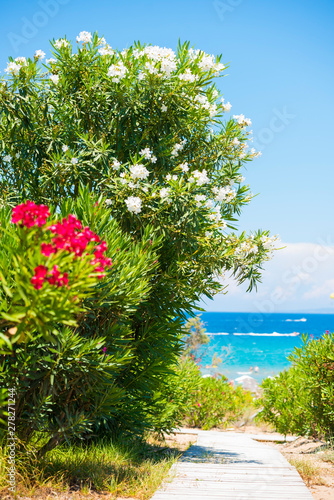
[1,0,334,312]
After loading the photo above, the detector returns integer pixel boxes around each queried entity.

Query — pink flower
[47,265,69,287]
[31,265,48,289]
[196,402,201,407]
[41,243,57,256]
[12,201,50,228]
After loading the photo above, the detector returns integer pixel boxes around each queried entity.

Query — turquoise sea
[197,312,334,382]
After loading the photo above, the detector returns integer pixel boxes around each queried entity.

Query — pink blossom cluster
[31,265,69,290]
[11,201,50,228]
[11,201,112,290]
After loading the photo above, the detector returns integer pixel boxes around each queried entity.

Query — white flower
[5,62,20,75]
[195,194,206,207]
[179,69,197,82]
[145,61,158,75]
[3,155,12,162]
[107,62,128,82]
[125,196,142,214]
[128,181,139,189]
[161,104,167,112]
[179,162,189,172]
[205,199,215,209]
[71,157,78,165]
[221,98,232,112]
[139,148,152,159]
[112,160,121,170]
[172,175,177,181]
[130,164,149,180]
[233,114,252,127]
[232,138,240,146]
[171,142,185,157]
[15,152,20,159]
[120,172,126,178]
[46,58,56,64]
[215,186,236,203]
[34,50,45,60]
[166,174,172,181]
[237,175,245,183]
[76,31,92,44]
[98,37,107,46]
[212,89,219,99]
[151,155,157,163]
[15,57,27,65]
[54,39,68,49]
[98,45,114,56]
[120,178,127,184]
[191,169,209,186]
[205,231,213,237]
[209,104,218,118]
[62,145,69,152]
[49,74,59,85]
[138,72,145,81]
[160,187,170,199]
[105,199,112,205]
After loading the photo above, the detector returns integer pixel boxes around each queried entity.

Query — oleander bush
[181,374,253,430]
[0,31,277,451]
[257,332,334,439]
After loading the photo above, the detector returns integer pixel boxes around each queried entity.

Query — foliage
[0,433,183,498]
[0,190,164,452]
[181,373,253,429]
[182,315,210,363]
[0,32,277,446]
[257,332,334,439]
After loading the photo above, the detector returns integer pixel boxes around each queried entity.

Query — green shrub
[1,32,277,443]
[257,332,334,439]
[182,374,253,430]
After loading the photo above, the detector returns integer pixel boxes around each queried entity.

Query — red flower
[31,265,48,289]
[41,243,57,257]
[12,201,50,228]
[47,265,69,287]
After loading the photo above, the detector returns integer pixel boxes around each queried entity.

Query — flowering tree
[0,32,278,437]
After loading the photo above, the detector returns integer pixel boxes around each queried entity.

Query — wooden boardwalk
[151,430,313,500]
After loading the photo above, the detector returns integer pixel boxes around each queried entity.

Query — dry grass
[287,456,327,486]
[0,433,195,500]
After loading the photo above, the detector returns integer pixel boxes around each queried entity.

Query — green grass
[0,435,185,499]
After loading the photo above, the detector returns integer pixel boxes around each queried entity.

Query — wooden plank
[150,430,313,499]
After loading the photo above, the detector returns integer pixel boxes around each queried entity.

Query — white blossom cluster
[212,186,236,203]
[194,194,206,207]
[193,94,218,118]
[132,45,177,79]
[125,196,142,214]
[179,69,198,83]
[76,31,92,44]
[107,62,128,82]
[34,50,45,60]
[112,159,121,170]
[221,98,232,112]
[179,162,189,172]
[171,140,186,157]
[233,114,252,128]
[188,48,225,75]
[129,164,150,180]
[5,57,27,75]
[260,235,278,251]
[234,240,259,257]
[49,74,59,85]
[139,148,157,163]
[160,187,171,202]
[189,169,209,186]
[54,39,68,49]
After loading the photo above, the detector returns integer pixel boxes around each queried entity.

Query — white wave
[207,332,230,336]
[285,318,307,322]
[233,332,300,337]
